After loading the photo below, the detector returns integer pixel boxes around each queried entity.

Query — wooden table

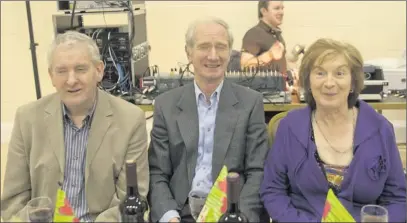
[136,101,406,112]
[264,101,406,112]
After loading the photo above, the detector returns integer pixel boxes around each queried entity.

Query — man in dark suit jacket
[148,17,269,222]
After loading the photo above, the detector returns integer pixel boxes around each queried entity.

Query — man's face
[186,22,231,83]
[48,42,104,110]
[262,1,284,27]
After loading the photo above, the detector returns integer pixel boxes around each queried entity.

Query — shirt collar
[62,91,98,125]
[258,20,282,35]
[194,80,224,103]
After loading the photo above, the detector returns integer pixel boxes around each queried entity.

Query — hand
[289,69,301,94]
[291,68,299,87]
[169,217,180,222]
[291,44,306,56]
[268,41,285,60]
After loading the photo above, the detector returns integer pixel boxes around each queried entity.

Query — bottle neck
[227,178,240,214]
[227,201,239,213]
[127,185,138,197]
[126,162,139,197]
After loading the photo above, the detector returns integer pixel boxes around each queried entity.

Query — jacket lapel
[45,94,65,182]
[288,107,328,217]
[85,90,113,183]
[211,81,239,181]
[353,100,379,148]
[338,100,381,198]
[176,84,199,186]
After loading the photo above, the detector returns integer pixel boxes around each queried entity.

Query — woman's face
[310,53,352,110]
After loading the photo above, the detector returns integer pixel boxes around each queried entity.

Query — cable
[70,1,77,30]
[146,114,153,120]
[97,1,137,98]
[83,2,136,100]
[101,1,108,28]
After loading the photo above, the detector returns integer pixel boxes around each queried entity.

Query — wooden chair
[267,111,288,146]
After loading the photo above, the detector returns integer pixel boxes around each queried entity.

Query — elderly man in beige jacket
[1,31,149,222]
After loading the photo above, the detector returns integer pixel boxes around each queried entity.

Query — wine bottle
[218,172,248,223]
[119,160,148,222]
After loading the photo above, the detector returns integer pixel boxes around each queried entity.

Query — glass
[26,197,54,223]
[361,204,388,222]
[188,195,207,220]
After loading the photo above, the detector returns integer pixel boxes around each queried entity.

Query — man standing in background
[241,0,286,72]
[241,0,288,123]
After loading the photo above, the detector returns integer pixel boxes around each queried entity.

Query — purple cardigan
[260,100,406,222]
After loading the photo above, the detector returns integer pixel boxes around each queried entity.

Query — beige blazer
[1,90,149,222]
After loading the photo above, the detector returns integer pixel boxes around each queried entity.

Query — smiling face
[262,1,284,27]
[186,22,231,84]
[48,42,104,111]
[310,52,352,110]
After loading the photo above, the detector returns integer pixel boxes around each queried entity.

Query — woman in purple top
[260,38,406,222]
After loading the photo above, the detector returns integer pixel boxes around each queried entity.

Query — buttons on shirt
[207,128,211,132]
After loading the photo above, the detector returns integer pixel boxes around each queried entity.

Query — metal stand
[25,1,42,99]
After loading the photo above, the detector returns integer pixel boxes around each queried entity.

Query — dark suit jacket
[148,80,269,222]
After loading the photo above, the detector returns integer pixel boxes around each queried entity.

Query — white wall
[1,1,406,134]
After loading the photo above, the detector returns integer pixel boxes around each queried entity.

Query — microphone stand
[25,1,42,99]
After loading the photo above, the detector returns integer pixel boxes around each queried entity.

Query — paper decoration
[143,205,150,222]
[196,165,228,222]
[321,189,355,222]
[53,188,80,222]
[8,216,23,222]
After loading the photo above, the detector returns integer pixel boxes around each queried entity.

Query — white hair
[47,31,101,68]
[185,17,234,49]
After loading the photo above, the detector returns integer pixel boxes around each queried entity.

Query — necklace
[313,108,356,154]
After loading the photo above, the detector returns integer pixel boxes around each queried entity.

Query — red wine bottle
[119,160,148,222]
[218,172,248,223]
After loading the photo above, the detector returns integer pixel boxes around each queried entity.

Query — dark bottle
[218,172,249,223]
[119,160,148,222]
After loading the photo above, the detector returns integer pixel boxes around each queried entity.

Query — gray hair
[185,17,234,49]
[47,31,101,68]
